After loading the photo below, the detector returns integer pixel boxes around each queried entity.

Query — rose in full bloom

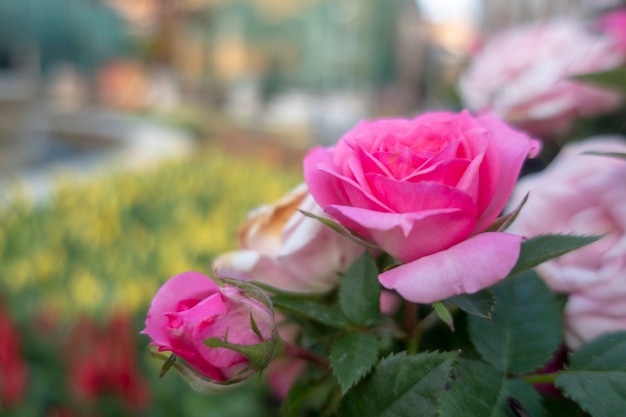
[213,184,365,293]
[304,110,540,303]
[459,19,625,138]
[143,271,276,382]
[507,137,626,349]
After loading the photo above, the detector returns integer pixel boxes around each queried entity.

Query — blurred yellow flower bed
[0,146,302,319]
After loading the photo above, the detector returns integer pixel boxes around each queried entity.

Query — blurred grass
[0,144,302,320]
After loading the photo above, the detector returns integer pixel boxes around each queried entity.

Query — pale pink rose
[304,111,540,303]
[459,19,625,138]
[213,184,365,293]
[143,271,276,382]
[508,137,626,349]
[598,8,626,52]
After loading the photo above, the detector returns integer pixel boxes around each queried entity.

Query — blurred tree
[0,0,131,76]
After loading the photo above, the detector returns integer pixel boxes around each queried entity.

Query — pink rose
[598,8,626,52]
[212,184,365,293]
[508,137,626,349]
[143,271,276,382]
[304,111,540,303]
[459,19,625,138]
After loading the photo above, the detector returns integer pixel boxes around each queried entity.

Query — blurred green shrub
[0,146,301,319]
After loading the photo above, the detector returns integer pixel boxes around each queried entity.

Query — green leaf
[433,301,455,331]
[509,234,602,277]
[556,331,626,417]
[572,67,626,93]
[582,150,626,161]
[271,295,349,328]
[468,271,562,374]
[283,376,339,417]
[339,252,381,327]
[299,209,380,249]
[439,359,546,417]
[330,332,379,394]
[542,396,590,417]
[447,290,495,320]
[339,351,456,417]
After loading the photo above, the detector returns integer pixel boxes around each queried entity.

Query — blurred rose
[265,319,307,399]
[213,184,365,293]
[304,111,539,303]
[508,137,626,349]
[143,272,276,382]
[0,301,27,409]
[459,19,625,138]
[67,314,150,412]
[598,8,626,51]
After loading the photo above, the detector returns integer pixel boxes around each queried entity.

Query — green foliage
[572,68,626,94]
[468,271,562,374]
[339,352,457,417]
[329,332,379,394]
[556,331,626,417]
[447,290,495,320]
[271,295,349,328]
[0,146,301,319]
[338,253,381,327]
[439,360,546,417]
[509,234,603,277]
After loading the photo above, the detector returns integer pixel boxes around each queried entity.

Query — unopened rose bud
[143,271,276,384]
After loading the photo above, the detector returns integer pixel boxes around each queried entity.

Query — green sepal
[150,348,245,394]
[486,193,528,232]
[204,337,277,370]
[299,209,379,249]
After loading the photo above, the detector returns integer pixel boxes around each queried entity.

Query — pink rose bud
[459,19,625,138]
[213,184,365,293]
[508,137,626,349]
[304,110,540,303]
[143,271,276,383]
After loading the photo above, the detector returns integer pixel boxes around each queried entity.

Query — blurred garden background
[0,0,620,415]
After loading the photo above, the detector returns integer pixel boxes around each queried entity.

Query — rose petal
[473,114,541,231]
[143,271,220,346]
[326,204,476,262]
[379,232,523,303]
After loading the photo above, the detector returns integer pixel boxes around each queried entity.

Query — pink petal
[143,271,220,346]
[379,232,523,303]
[326,205,476,262]
[473,114,541,231]
[366,176,476,214]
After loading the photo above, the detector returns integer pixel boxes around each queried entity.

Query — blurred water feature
[0,97,195,203]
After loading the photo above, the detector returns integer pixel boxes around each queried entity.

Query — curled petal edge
[379,232,523,304]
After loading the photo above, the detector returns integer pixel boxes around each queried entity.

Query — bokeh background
[0,0,616,415]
